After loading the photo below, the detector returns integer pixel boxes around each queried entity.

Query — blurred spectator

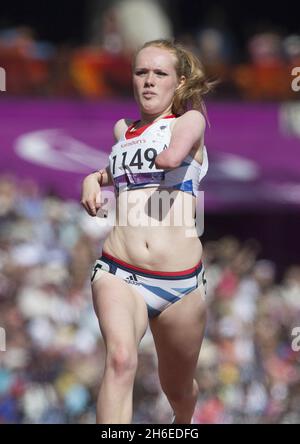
[196,27,237,97]
[233,32,294,100]
[283,34,300,66]
[0,26,55,95]
[70,46,132,98]
[111,0,172,53]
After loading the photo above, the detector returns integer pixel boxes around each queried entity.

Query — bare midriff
[103,187,203,271]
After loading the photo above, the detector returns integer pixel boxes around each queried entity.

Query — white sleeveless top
[108,116,208,196]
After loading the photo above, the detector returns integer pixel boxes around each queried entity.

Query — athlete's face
[133,46,183,117]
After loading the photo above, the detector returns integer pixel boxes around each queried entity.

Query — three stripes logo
[125,274,140,285]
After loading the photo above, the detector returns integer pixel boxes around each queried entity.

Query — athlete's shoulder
[113,118,134,141]
[176,110,206,126]
[170,110,206,135]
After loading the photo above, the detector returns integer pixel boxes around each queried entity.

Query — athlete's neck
[139,109,173,126]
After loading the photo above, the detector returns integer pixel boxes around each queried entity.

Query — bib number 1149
[111,147,158,174]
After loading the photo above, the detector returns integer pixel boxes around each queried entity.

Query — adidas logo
[125,274,140,285]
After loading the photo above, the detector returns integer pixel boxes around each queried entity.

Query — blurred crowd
[0,173,299,424]
[0,0,300,100]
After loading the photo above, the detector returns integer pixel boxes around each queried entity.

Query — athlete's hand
[80,173,102,217]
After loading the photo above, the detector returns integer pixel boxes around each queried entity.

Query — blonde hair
[137,39,217,119]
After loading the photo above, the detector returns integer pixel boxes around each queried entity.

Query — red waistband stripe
[102,250,202,276]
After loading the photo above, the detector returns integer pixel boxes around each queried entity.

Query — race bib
[109,140,167,187]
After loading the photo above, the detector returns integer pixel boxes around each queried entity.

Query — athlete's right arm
[81,118,129,216]
[80,166,112,217]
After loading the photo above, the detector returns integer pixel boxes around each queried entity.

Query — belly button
[145,242,149,249]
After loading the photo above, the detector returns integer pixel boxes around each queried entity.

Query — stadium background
[0,0,299,424]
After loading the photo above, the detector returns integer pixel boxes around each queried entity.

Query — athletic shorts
[91,251,207,318]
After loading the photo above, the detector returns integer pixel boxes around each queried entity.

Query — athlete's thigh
[149,285,207,382]
[92,272,149,347]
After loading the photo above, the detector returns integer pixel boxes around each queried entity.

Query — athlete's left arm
[155,110,206,169]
